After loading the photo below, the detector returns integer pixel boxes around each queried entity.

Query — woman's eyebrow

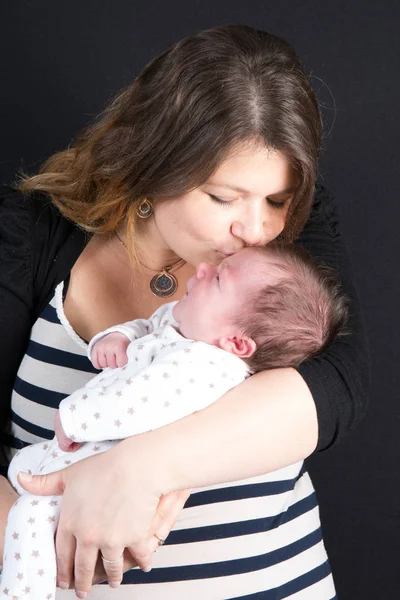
[208,182,297,196]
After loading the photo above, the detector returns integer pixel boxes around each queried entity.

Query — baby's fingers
[116,351,128,368]
[97,352,111,369]
[106,352,117,369]
[91,350,101,370]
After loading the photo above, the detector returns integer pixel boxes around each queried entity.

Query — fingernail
[57,580,69,589]
[76,591,87,599]
[143,566,152,573]
[109,581,122,588]
[18,472,33,482]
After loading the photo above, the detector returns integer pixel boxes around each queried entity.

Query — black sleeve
[295,184,371,451]
[0,186,87,467]
[0,186,34,437]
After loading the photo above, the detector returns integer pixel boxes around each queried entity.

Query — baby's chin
[172,296,186,323]
[172,301,180,322]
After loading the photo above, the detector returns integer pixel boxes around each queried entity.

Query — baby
[1,244,348,599]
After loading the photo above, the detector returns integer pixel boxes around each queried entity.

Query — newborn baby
[1,244,348,599]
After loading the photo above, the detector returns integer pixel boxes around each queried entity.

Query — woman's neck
[120,219,181,272]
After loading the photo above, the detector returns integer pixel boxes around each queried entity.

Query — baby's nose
[196,262,216,280]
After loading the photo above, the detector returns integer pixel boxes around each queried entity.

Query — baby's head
[172,245,349,372]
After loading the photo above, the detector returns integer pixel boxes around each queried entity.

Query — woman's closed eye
[209,194,233,206]
[267,198,288,209]
[209,193,288,210]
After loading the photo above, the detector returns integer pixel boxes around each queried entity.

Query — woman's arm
[121,366,318,494]
[0,187,34,448]
[295,183,370,450]
[19,184,370,595]
[18,366,318,597]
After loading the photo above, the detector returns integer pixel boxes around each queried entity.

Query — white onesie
[1,302,249,600]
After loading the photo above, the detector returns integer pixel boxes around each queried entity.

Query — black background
[1,1,399,598]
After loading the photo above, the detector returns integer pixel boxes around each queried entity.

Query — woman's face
[152,143,297,267]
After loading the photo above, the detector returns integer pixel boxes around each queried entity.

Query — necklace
[115,232,186,298]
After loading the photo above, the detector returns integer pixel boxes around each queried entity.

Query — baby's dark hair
[237,244,349,373]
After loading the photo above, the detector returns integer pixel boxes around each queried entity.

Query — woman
[0,24,369,598]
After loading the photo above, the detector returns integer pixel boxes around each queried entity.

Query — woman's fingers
[100,546,125,587]
[73,544,99,598]
[17,459,191,584]
[55,529,76,590]
[18,469,67,495]
[19,445,181,594]
[91,549,138,585]
[124,491,191,572]
[150,489,192,549]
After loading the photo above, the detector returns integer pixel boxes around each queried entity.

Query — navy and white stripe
[8,282,336,599]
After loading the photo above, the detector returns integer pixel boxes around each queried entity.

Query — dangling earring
[136,199,154,219]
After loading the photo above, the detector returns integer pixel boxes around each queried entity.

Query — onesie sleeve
[59,342,248,443]
[294,184,371,451]
[86,303,178,362]
[87,319,153,360]
[0,187,34,435]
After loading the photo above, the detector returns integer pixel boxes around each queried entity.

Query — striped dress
[7,282,336,599]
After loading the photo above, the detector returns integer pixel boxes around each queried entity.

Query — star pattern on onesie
[24,316,246,600]
[3,498,59,598]
[58,339,242,448]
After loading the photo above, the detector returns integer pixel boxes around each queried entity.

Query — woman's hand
[0,474,19,565]
[89,490,191,586]
[17,441,190,598]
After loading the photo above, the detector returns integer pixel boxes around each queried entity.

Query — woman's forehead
[209,147,297,196]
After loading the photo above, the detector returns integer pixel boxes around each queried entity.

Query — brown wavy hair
[19,24,322,253]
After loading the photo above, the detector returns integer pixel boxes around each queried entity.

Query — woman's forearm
[119,367,318,494]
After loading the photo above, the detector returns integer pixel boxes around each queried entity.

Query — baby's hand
[91,332,130,369]
[54,411,81,452]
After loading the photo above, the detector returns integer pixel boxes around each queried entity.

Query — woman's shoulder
[0,185,34,306]
[296,183,342,265]
[309,183,338,222]
[0,184,70,237]
[0,184,89,316]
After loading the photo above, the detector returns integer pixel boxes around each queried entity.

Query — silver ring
[154,533,166,546]
[100,552,124,564]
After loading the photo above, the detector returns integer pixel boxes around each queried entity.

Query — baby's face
[173,248,272,345]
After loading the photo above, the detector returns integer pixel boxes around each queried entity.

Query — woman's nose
[230,203,283,246]
[231,219,264,246]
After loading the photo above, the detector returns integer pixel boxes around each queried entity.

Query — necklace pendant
[150,271,178,298]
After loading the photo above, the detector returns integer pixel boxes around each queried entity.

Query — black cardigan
[0,184,370,455]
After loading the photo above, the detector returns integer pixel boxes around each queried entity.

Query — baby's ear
[219,336,257,358]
